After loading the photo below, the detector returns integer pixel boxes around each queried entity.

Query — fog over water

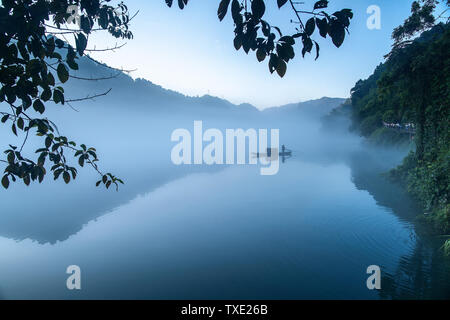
[0,59,449,299]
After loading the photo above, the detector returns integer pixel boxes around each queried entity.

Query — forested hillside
[350,24,450,234]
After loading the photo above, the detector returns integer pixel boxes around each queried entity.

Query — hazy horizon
[82,1,423,108]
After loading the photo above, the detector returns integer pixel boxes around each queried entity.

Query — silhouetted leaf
[251,0,265,20]
[269,53,279,73]
[57,63,69,83]
[234,34,242,50]
[41,88,52,102]
[1,175,9,189]
[231,0,242,24]
[33,99,45,114]
[17,117,24,130]
[316,18,328,38]
[277,0,288,8]
[256,48,266,62]
[53,89,64,105]
[178,0,188,9]
[302,37,313,57]
[314,0,329,10]
[329,22,345,47]
[314,41,320,60]
[23,174,30,186]
[273,26,282,37]
[305,18,316,36]
[276,59,287,78]
[45,136,52,148]
[217,0,231,21]
[75,33,87,56]
[79,156,85,167]
[63,171,70,184]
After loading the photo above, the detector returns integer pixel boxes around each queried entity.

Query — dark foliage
[0,0,133,190]
[350,21,450,233]
[166,0,353,77]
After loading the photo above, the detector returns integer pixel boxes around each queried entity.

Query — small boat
[279,151,292,157]
[279,145,292,157]
[252,146,292,160]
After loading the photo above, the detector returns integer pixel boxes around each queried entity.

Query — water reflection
[380,240,450,299]
[346,145,450,299]
[0,105,449,299]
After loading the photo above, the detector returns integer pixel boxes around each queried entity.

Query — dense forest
[349,23,449,236]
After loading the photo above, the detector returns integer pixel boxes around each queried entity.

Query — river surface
[0,112,449,300]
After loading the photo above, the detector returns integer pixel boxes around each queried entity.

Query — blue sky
[89,1,423,109]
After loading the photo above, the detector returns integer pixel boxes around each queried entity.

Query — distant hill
[63,54,345,118]
[263,97,347,118]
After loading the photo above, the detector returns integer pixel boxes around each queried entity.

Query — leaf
[1,175,9,189]
[45,136,52,148]
[273,26,282,37]
[277,0,288,8]
[251,0,265,20]
[80,16,92,34]
[17,117,24,130]
[217,0,231,21]
[165,0,173,7]
[53,89,65,105]
[75,33,88,56]
[23,174,30,186]
[57,63,69,83]
[268,53,279,74]
[78,156,85,167]
[47,72,55,86]
[33,99,45,114]
[329,23,345,48]
[316,18,328,38]
[276,59,287,78]
[314,0,329,10]
[314,41,320,60]
[7,152,14,164]
[11,123,17,136]
[63,171,70,184]
[256,48,266,62]
[67,58,79,70]
[261,20,270,36]
[231,0,242,24]
[302,37,313,57]
[1,115,8,123]
[41,88,52,102]
[233,34,242,50]
[305,18,316,36]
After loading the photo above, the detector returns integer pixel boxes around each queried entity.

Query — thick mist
[2,57,448,300]
[0,70,410,244]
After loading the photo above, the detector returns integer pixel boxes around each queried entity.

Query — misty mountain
[62,54,345,118]
[263,97,347,119]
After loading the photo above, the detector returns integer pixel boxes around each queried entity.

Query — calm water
[0,113,449,300]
